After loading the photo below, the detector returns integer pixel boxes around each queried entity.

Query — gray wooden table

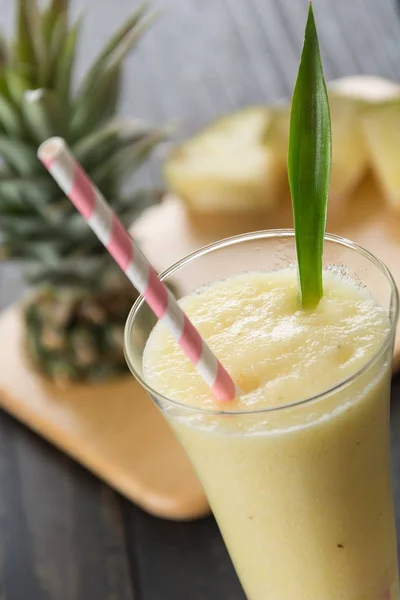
[1,1,400,598]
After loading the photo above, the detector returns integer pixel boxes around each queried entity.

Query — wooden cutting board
[0,307,208,520]
[0,173,399,521]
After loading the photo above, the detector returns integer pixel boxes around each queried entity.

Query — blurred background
[1,0,398,176]
[71,0,400,130]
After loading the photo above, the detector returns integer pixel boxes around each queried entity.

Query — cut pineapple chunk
[165,75,400,227]
[332,76,400,211]
[164,107,286,217]
[362,102,400,210]
[329,75,400,103]
[268,80,369,201]
[328,88,368,200]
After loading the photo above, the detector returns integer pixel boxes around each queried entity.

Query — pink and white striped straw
[38,137,238,402]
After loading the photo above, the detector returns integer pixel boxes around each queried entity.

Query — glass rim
[124,229,399,416]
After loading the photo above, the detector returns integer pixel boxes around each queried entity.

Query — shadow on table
[121,504,246,600]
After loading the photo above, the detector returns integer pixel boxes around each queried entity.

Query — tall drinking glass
[124,230,399,600]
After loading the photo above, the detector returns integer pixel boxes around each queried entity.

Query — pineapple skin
[24,273,138,386]
[0,1,164,385]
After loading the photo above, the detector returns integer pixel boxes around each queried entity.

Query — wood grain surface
[1,1,400,598]
[0,305,208,521]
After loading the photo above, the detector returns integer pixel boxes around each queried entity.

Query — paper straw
[38,137,238,402]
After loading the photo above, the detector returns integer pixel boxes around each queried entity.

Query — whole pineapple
[0,0,165,385]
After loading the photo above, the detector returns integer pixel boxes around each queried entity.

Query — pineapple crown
[0,0,165,289]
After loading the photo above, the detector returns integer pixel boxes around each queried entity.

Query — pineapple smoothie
[142,268,399,600]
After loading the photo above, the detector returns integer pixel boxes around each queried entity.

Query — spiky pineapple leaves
[54,16,81,104]
[15,0,38,83]
[0,0,165,384]
[0,0,160,173]
[0,138,39,175]
[70,1,155,140]
[77,2,150,95]
[70,65,122,141]
[10,0,155,144]
[4,69,30,105]
[22,89,68,142]
[0,0,164,275]
[288,4,332,309]
[41,0,69,48]
[0,93,25,137]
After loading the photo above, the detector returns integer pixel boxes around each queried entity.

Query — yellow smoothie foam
[143,269,389,411]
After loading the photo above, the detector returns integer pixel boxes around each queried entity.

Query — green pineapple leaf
[0,73,10,104]
[0,92,25,137]
[15,0,38,84]
[41,0,69,49]
[4,68,30,105]
[70,64,121,139]
[45,12,69,86]
[91,131,166,189]
[54,16,81,107]
[22,88,68,142]
[76,1,149,98]
[72,124,122,167]
[105,11,157,71]
[52,0,69,14]
[73,120,156,172]
[288,3,331,309]
[0,34,10,66]
[0,175,58,207]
